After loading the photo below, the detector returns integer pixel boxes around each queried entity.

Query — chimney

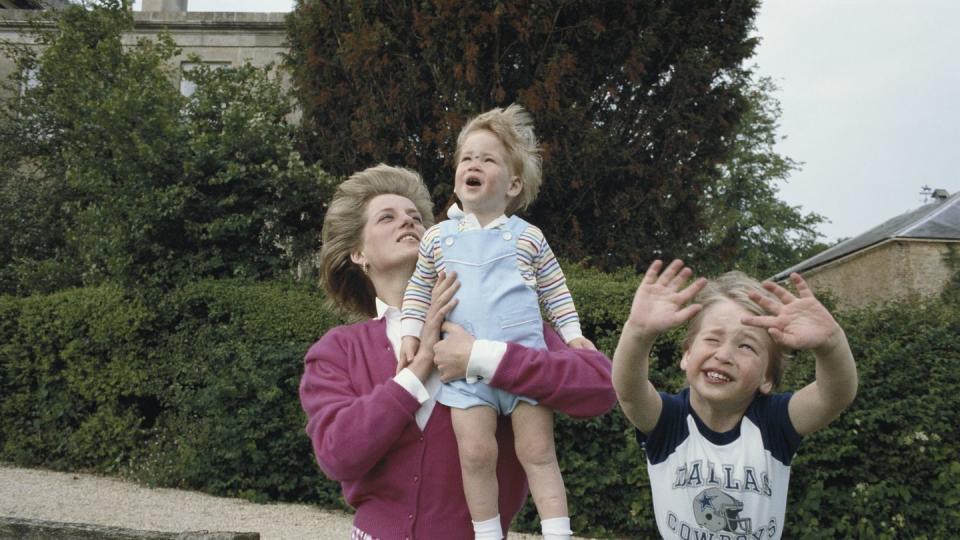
[141,0,188,12]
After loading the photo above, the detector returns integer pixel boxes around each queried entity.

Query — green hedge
[1,271,958,537]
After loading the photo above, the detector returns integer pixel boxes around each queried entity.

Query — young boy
[399,104,594,540]
[613,260,857,539]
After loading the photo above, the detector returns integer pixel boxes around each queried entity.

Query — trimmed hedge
[1,270,958,536]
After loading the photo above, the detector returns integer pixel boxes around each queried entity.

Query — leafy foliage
[694,77,827,278]
[286,0,820,273]
[2,274,958,536]
[784,299,960,538]
[0,0,333,294]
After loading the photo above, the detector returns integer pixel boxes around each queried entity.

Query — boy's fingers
[677,277,707,303]
[741,314,779,329]
[668,266,693,290]
[761,281,796,304]
[766,327,795,348]
[790,273,814,298]
[749,290,783,314]
[675,303,703,323]
[642,259,664,284]
[657,259,684,285]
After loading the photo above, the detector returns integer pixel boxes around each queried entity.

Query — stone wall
[0,8,288,102]
[801,239,957,311]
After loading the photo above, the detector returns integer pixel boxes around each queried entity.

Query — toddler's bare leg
[511,402,567,519]
[451,405,500,521]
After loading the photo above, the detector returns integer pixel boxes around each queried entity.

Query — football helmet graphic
[692,487,752,533]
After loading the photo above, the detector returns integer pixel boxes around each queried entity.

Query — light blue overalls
[435,215,545,414]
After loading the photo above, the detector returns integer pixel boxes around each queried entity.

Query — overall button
[501,231,512,241]
[444,237,455,246]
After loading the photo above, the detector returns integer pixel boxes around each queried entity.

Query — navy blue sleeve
[635,391,691,465]
[746,392,803,465]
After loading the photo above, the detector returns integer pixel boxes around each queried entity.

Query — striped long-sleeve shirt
[400,213,583,343]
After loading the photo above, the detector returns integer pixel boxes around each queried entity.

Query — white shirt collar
[446,203,509,230]
[374,297,401,321]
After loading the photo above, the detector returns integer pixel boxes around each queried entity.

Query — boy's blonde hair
[682,271,791,390]
[455,103,542,214]
[319,164,434,318]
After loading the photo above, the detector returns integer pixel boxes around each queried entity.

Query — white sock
[473,514,503,540]
[541,516,572,540]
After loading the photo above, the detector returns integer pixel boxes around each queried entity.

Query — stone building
[1,0,288,100]
[773,189,960,311]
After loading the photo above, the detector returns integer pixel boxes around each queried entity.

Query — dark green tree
[286,0,764,270]
[0,0,333,293]
[693,77,827,278]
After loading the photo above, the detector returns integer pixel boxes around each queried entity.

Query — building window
[179,61,230,97]
[20,66,40,96]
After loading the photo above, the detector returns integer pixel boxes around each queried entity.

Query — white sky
[754,0,960,242]
[136,0,960,243]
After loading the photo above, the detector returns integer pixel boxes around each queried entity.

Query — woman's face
[354,193,425,276]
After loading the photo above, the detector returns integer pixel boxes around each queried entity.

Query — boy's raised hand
[626,259,706,337]
[742,273,843,352]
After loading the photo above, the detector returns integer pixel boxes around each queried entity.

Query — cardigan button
[408,513,414,519]
[413,475,419,482]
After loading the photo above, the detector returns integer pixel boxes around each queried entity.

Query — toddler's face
[681,299,775,409]
[454,129,521,218]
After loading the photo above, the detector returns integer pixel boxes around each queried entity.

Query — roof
[773,190,960,281]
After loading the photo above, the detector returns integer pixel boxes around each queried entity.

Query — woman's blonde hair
[455,103,542,214]
[319,164,434,318]
[682,271,791,390]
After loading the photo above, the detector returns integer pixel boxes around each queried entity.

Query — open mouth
[465,177,482,187]
[397,233,420,243]
[704,370,731,383]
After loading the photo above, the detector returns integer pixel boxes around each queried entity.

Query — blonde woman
[299,164,615,539]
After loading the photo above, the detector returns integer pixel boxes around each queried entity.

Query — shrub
[1,273,958,536]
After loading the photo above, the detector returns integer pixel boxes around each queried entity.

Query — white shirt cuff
[400,318,425,339]
[466,339,507,384]
[394,368,430,404]
[558,322,584,344]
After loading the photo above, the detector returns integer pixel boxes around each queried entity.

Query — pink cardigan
[300,318,615,539]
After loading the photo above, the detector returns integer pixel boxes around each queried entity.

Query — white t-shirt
[637,388,802,540]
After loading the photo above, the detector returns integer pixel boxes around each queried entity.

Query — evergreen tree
[0,0,332,293]
[286,0,764,270]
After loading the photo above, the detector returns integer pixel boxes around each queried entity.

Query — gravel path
[0,464,549,539]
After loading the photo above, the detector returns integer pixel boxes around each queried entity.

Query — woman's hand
[407,272,459,382]
[568,336,597,350]
[432,321,475,382]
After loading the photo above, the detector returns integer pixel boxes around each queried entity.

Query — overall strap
[505,214,531,237]
[438,218,460,237]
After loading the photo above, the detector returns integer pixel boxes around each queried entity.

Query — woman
[299,164,615,539]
